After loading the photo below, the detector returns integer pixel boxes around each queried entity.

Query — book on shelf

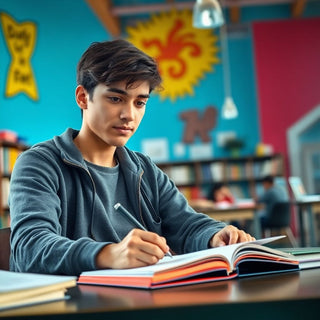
[198,162,225,184]
[167,165,194,185]
[209,162,224,182]
[0,213,10,228]
[255,157,283,178]
[0,270,76,311]
[226,163,245,180]
[244,161,252,179]
[179,186,202,201]
[0,146,21,175]
[1,177,10,208]
[200,163,213,183]
[78,236,299,290]
[260,160,272,177]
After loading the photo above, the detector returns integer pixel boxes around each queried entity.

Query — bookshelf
[0,140,28,228]
[157,154,285,200]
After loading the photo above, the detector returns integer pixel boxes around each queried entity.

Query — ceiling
[85,0,309,37]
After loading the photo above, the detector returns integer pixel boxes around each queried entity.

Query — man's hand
[96,229,170,269]
[210,225,255,247]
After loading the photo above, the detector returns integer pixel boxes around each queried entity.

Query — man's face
[81,81,150,148]
[262,181,271,190]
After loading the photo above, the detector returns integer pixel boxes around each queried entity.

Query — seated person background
[207,183,235,207]
[255,175,288,228]
[208,182,251,230]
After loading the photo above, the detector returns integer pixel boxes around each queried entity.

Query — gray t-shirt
[85,161,135,241]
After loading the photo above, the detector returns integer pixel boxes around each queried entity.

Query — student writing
[9,39,254,276]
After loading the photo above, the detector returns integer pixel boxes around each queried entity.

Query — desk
[294,198,320,247]
[191,201,261,239]
[1,269,320,320]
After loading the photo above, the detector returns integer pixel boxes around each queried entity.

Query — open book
[78,236,299,289]
[0,271,76,311]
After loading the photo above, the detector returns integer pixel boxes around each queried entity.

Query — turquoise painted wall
[0,1,319,161]
[0,0,110,144]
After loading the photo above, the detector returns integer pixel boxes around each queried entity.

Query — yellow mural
[0,13,38,101]
[127,10,220,101]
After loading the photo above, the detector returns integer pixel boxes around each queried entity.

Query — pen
[114,202,173,258]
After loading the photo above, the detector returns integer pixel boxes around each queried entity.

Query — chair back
[263,202,291,228]
[0,227,11,270]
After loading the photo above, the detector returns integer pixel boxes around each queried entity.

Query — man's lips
[113,126,133,134]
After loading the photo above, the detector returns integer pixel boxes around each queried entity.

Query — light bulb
[193,0,224,29]
[222,96,238,119]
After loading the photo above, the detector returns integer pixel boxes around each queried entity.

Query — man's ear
[75,85,88,110]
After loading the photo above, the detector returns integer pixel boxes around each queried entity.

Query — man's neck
[73,133,117,167]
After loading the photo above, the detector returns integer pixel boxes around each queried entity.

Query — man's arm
[9,149,102,275]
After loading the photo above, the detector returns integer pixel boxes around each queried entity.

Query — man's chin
[113,139,130,147]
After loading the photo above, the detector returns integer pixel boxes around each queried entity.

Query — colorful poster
[0,12,38,101]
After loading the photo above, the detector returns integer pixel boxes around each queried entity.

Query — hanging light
[193,0,224,29]
[222,96,238,119]
[220,22,239,119]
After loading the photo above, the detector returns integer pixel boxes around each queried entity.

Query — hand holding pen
[114,203,173,258]
[96,203,173,270]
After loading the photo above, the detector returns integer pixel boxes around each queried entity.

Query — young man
[9,39,254,276]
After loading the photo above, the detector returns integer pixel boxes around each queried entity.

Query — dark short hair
[262,175,274,184]
[76,39,162,100]
[208,182,226,201]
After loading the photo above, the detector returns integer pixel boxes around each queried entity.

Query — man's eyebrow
[106,87,127,95]
[138,94,150,99]
[106,87,150,99]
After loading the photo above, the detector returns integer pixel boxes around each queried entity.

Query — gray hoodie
[9,128,226,275]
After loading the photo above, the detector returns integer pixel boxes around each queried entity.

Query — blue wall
[0,1,319,161]
[0,0,110,144]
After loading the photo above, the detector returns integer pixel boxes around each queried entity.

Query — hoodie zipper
[137,169,148,229]
[62,158,97,240]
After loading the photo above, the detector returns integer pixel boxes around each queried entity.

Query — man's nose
[120,103,135,120]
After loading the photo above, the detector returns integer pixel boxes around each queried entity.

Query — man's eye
[108,97,121,103]
[137,100,147,107]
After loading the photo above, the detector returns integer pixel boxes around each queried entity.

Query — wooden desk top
[1,268,320,320]
[189,199,257,212]
[293,197,320,205]
[190,201,257,222]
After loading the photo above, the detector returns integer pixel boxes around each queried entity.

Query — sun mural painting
[126,10,220,101]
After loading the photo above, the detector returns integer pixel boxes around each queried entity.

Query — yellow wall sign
[127,10,220,101]
[0,13,38,101]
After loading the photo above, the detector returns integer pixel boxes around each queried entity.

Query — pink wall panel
[253,18,320,155]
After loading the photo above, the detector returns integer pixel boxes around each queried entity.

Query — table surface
[294,198,320,205]
[1,268,320,320]
[190,202,257,220]
[192,202,261,238]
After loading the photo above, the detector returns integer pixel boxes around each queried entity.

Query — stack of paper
[280,247,320,270]
[0,270,76,311]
